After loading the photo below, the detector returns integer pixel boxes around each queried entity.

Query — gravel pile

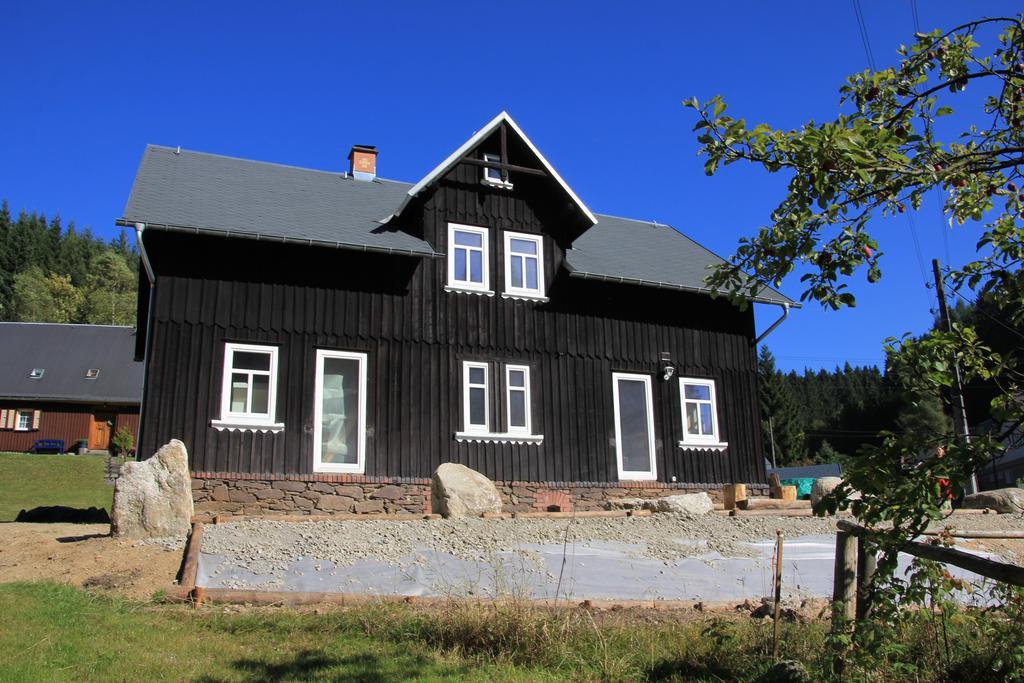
[201,514,844,576]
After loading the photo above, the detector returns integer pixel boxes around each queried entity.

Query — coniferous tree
[757,347,807,465]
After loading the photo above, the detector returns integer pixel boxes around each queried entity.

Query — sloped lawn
[0,453,110,520]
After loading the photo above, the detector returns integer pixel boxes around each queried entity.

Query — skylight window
[85,369,100,379]
[29,369,44,379]
[481,152,513,189]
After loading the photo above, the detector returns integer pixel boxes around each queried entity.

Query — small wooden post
[832,530,857,628]
[723,483,747,510]
[855,536,877,621]
[772,529,784,660]
[768,472,783,498]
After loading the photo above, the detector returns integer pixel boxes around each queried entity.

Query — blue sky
[1,1,1017,372]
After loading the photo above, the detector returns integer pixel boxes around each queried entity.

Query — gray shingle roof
[120,145,794,305]
[121,145,436,256]
[0,323,143,404]
[567,214,794,305]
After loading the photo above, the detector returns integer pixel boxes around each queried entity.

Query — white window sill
[501,292,548,303]
[482,178,514,190]
[618,473,658,482]
[455,431,544,445]
[313,465,365,474]
[211,420,285,433]
[444,285,495,297]
[678,440,728,452]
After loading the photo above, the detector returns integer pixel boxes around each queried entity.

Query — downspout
[754,302,790,346]
[133,223,155,460]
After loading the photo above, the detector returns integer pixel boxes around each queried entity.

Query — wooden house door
[89,413,115,450]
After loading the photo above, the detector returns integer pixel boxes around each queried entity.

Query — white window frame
[211,342,283,432]
[15,410,32,432]
[612,372,657,481]
[313,349,368,474]
[677,377,728,451]
[446,223,492,295]
[461,361,490,433]
[502,231,545,300]
[481,152,513,189]
[504,364,532,434]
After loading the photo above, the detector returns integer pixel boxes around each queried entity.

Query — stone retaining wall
[191,473,769,517]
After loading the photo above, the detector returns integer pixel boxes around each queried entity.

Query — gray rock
[431,463,503,518]
[810,477,843,506]
[760,660,810,683]
[111,439,194,539]
[646,493,713,515]
[962,488,1024,514]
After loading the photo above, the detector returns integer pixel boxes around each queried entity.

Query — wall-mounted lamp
[660,351,675,381]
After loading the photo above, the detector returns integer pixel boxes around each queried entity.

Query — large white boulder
[111,439,193,538]
[431,463,503,518]
[647,492,714,515]
[962,488,1024,514]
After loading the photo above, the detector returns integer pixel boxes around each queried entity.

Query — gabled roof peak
[398,112,597,225]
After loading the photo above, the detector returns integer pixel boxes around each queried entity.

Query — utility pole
[768,416,777,469]
[931,258,979,495]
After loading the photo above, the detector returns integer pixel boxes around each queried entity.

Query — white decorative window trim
[462,361,490,433]
[312,349,368,474]
[455,431,543,444]
[500,292,549,303]
[612,372,657,481]
[443,286,495,297]
[217,342,281,429]
[211,420,285,434]
[505,364,533,435]
[678,377,722,448]
[503,231,545,299]
[481,153,514,189]
[15,410,33,432]
[447,223,490,293]
[677,440,728,452]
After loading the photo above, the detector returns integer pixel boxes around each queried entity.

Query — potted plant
[75,438,88,455]
[111,426,134,460]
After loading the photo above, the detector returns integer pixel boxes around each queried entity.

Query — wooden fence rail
[832,519,1024,625]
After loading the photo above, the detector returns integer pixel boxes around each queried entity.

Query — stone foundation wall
[191,477,432,516]
[191,473,769,517]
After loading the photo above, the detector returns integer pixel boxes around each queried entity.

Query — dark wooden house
[120,112,795,516]
[0,323,142,453]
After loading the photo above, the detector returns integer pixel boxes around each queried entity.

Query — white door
[612,372,657,480]
[313,350,367,473]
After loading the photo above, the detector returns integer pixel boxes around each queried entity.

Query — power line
[852,0,877,71]
[935,187,952,266]
[904,211,933,308]
[945,285,1024,342]
[910,0,921,34]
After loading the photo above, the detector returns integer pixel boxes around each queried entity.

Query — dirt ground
[0,523,183,601]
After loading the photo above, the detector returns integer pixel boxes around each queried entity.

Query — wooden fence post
[855,536,877,621]
[832,530,857,628]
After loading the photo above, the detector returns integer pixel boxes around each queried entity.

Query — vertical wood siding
[138,156,766,484]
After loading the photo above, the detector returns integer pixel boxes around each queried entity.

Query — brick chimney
[348,145,377,181]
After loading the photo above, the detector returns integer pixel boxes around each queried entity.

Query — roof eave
[116,219,440,258]
[566,270,800,307]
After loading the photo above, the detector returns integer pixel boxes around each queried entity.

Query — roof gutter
[754,302,791,346]
[567,270,800,308]
[116,218,440,258]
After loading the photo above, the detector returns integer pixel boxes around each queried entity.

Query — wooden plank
[738,499,812,511]
[179,522,205,592]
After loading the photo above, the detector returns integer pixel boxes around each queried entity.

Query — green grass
[0,583,550,682]
[0,453,111,520]
[0,582,1019,681]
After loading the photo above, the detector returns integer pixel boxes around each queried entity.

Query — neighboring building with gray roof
[124,112,796,516]
[0,323,142,453]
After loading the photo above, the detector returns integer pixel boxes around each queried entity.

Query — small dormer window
[29,369,44,379]
[85,369,100,379]
[482,153,513,189]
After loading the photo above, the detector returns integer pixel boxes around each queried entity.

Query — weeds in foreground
[2,582,1023,681]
